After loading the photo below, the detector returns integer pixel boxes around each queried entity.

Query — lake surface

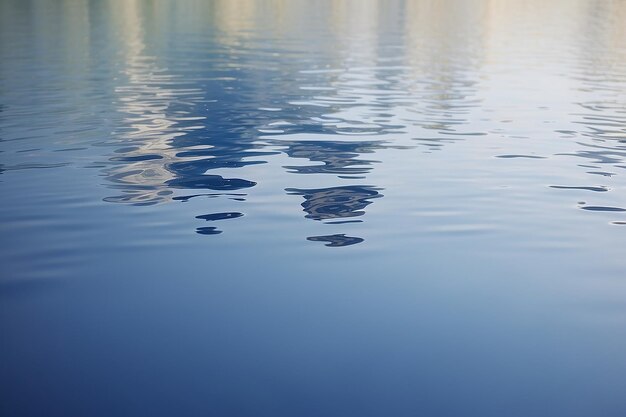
[2,1,626,415]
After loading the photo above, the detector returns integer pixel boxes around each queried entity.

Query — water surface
[2,1,626,416]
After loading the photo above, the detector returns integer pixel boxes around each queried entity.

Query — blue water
[2,1,626,416]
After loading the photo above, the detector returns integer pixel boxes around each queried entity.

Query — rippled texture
[2,1,626,416]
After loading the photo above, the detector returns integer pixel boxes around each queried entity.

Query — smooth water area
[2,1,626,415]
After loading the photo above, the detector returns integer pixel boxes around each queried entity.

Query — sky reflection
[3,1,626,417]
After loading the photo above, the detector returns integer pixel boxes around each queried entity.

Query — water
[2,0,626,415]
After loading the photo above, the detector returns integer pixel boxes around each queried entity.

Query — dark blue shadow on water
[287,185,382,247]
[195,226,222,235]
[307,234,364,247]
[195,212,243,221]
[277,140,384,176]
[166,175,256,191]
[286,185,382,222]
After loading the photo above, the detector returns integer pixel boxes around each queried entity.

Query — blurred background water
[2,0,626,416]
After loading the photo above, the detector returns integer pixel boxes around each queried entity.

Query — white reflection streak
[107,0,202,205]
[318,1,395,134]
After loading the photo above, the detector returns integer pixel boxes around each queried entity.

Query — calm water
[2,1,626,415]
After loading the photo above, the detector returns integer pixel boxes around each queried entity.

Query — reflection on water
[4,1,626,416]
[91,0,493,242]
[286,185,381,245]
[287,186,381,222]
[2,0,625,227]
[279,140,384,177]
[307,234,364,247]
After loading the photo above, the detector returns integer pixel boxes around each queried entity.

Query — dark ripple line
[580,206,626,212]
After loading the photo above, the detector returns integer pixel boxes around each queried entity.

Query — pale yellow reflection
[97,0,626,205]
[107,0,204,205]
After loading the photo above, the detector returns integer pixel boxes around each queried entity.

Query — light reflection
[104,0,204,205]
[286,186,382,222]
[70,0,626,233]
